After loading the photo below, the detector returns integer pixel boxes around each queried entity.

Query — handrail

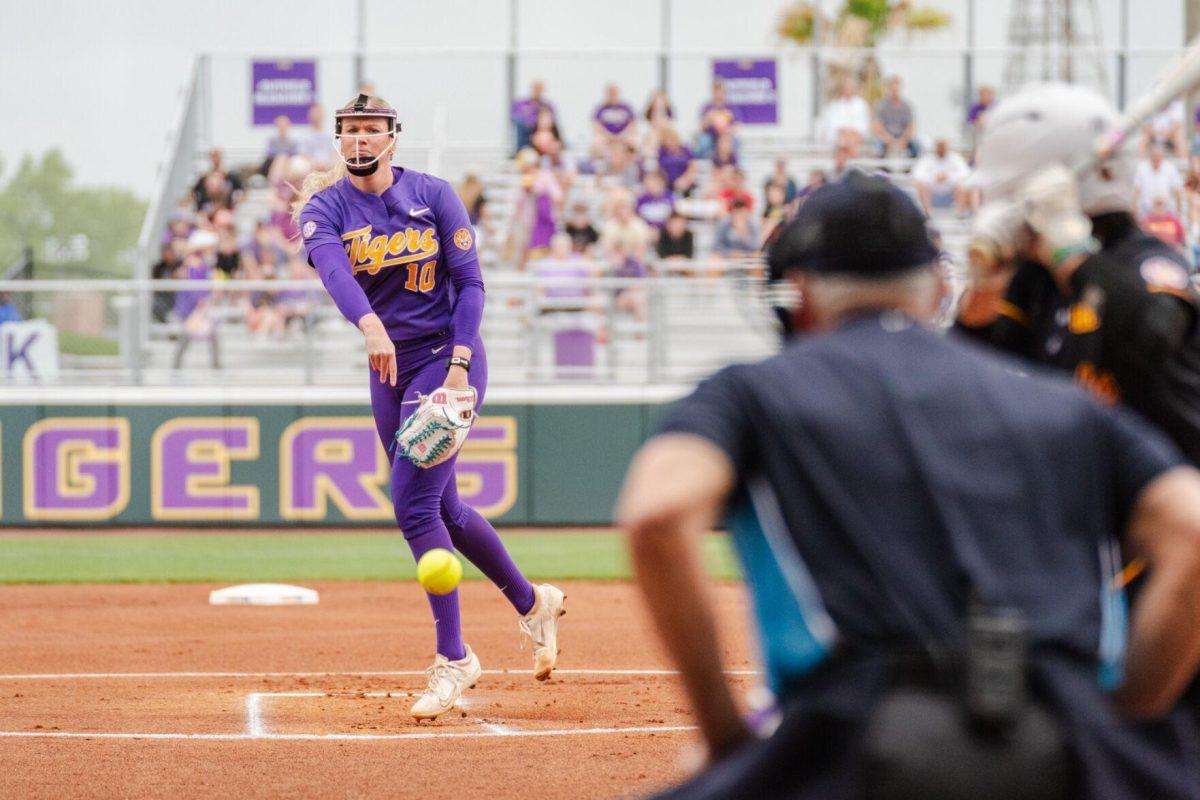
[135,59,202,272]
[0,269,767,294]
[1,247,33,282]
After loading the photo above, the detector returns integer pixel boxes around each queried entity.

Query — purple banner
[252,60,317,125]
[712,59,778,125]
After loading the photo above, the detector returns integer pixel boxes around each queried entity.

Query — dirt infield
[0,581,753,799]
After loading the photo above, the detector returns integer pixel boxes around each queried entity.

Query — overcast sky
[0,0,355,199]
[2,0,1184,202]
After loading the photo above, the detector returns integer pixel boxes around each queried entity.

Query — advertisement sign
[1,320,59,381]
[712,59,778,125]
[251,60,317,125]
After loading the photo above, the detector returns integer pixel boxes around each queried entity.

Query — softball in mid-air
[416,548,463,595]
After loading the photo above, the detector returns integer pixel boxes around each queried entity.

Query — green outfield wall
[0,396,676,527]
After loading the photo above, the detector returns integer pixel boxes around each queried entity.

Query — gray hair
[804,265,940,320]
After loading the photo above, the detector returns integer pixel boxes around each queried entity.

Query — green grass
[56,329,119,356]
[0,531,741,585]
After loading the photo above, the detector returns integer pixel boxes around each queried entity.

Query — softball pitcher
[293,94,565,721]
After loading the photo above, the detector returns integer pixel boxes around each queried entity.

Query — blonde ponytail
[291,160,348,223]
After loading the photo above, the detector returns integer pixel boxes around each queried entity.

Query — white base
[209,583,319,606]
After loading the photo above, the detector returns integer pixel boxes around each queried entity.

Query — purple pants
[369,333,535,660]
[369,334,490,541]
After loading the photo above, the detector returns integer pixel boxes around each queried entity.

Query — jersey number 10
[404,260,436,293]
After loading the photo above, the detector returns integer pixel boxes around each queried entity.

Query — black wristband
[447,356,471,373]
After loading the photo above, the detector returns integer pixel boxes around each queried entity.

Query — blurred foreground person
[618,172,1200,800]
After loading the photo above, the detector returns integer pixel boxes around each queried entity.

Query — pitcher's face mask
[334,94,400,177]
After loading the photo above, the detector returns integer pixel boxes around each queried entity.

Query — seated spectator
[611,239,649,323]
[710,166,754,215]
[456,170,487,225]
[635,170,674,230]
[656,211,695,261]
[276,255,318,331]
[798,169,828,204]
[600,190,653,264]
[1141,99,1186,157]
[1142,195,1187,249]
[508,149,563,264]
[912,139,971,215]
[536,233,594,310]
[240,220,286,279]
[1135,142,1184,217]
[0,293,20,325]
[192,149,242,212]
[591,83,638,158]
[829,144,855,183]
[600,140,642,189]
[262,115,299,179]
[656,127,697,196]
[241,255,285,339]
[760,183,791,246]
[173,229,220,369]
[473,198,496,254]
[822,77,871,156]
[299,103,334,171]
[511,80,555,154]
[763,158,798,205]
[1185,155,1200,246]
[641,89,676,157]
[213,209,241,277]
[530,106,563,157]
[697,79,740,159]
[712,133,738,168]
[714,199,760,257]
[564,202,599,253]
[152,240,185,323]
[266,156,309,241]
[967,84,994,151]
[873,75,918,157]
[164,206,195,246]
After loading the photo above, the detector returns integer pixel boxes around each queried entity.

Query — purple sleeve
[310,243,374,328]
[435,180,486,348]
[300,200,374,327]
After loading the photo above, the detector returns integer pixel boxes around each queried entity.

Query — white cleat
[409,645,481,722]
[519,584,566,681]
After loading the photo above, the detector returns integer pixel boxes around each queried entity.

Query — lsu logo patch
[302,220,317,239]
[453,227,473,251]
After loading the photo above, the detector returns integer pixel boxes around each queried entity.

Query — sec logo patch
[453,227,473,251]
[302,220,317,239]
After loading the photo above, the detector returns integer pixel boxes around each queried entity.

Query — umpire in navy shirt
[617,172,1200,800]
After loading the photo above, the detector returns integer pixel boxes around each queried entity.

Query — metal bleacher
[128,128,972,388]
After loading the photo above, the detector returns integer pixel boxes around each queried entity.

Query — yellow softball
[416,548,463,595]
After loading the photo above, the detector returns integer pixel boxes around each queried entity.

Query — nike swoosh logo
[432,344,447,354]
[410,207,431,216]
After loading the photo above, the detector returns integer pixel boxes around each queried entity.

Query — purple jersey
[657,145,693,187]
[512,98,554,129]
[300,167,483,344]
[636,191,674,229]
[700,101,741,135]
[594,102,635,135]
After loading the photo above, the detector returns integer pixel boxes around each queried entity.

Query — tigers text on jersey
[300,166,481,343]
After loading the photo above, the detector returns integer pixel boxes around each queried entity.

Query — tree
[776,1,952,102]
[0,150,146,277]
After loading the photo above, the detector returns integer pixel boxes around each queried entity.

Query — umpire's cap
[768,171,937,279]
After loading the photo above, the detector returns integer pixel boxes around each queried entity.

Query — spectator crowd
[154,72,1200,371]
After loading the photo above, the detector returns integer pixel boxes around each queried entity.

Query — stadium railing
[0,262,789,387]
